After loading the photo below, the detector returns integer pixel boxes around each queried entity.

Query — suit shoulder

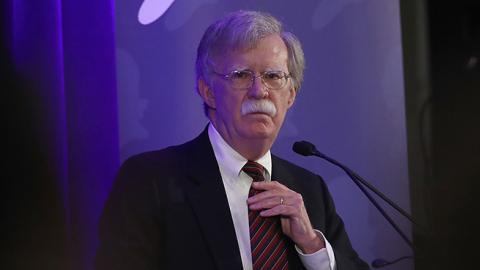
[123,145,181,164]
[272,154,321,179]
[118,143,193,180]
[121,129,208,169]
[122,135,200,167]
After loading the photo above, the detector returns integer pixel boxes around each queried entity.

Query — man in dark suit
[95,10,369,270]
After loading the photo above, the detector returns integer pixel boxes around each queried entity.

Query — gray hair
[196,10,305,95]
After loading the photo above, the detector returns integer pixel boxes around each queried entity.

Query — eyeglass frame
[210,69,291,90]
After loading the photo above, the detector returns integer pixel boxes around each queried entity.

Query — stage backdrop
[116,0,411,269]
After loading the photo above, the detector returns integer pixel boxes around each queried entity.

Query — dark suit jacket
[95,128,369,270]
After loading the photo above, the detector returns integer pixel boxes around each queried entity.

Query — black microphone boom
[293,140,419,268]
[293,140,416,248]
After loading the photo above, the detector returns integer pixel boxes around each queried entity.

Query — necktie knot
[242,161,266,182]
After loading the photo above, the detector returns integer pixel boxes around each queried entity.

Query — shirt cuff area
[294,230,337,270]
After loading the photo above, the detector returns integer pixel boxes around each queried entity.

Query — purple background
[116,0,411,269]
[3,0,411,269]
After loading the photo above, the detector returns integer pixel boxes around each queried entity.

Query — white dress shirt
[208,124,336,270]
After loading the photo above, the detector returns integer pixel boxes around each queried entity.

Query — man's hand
[247,181,326,254]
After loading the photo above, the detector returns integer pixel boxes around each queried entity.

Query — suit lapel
[181,129,243,270]
[271,155,296,188]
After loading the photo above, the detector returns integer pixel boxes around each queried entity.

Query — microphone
[293,140,417,268]
[292,140,323,157]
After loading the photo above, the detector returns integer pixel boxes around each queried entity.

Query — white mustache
[241,99,277,117]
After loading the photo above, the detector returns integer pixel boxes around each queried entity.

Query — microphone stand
[293,141,424,268]
[316,151,414,248]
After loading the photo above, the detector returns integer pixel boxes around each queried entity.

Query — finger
[259,204,299,218]
[251,180,288,191]
[256,193,306,217]
[249,195,289,210]
[247,188,297,205]
[247,189,283,204]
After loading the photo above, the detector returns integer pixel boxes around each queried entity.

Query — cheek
[273,97,293,121]
[276,96,291,112]
[217,93,243,117]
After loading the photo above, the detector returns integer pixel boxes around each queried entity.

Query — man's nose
[247,76,269,99]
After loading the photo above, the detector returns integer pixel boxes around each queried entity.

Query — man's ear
[287,86,297,108]
[197,77,216,109]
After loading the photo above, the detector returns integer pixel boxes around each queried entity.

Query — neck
[230,138,272,161]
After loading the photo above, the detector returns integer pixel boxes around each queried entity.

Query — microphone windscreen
[292,141,317,156]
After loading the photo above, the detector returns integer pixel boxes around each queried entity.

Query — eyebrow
[227,67,286,73]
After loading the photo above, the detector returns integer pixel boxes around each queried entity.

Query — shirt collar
[208,123,272,179]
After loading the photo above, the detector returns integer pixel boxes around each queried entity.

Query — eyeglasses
[212,69,291,90]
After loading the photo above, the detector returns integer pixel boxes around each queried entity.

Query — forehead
[214,34,289,71]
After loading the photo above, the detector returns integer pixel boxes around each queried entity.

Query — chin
[237,116,282,139]
[241,125,277,140]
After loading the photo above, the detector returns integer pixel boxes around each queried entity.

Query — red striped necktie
[242,160,289,270]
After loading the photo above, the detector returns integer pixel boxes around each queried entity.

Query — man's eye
[264,72,282,80]
[231,71,251,80]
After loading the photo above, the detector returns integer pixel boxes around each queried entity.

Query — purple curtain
[2,0,119,269]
